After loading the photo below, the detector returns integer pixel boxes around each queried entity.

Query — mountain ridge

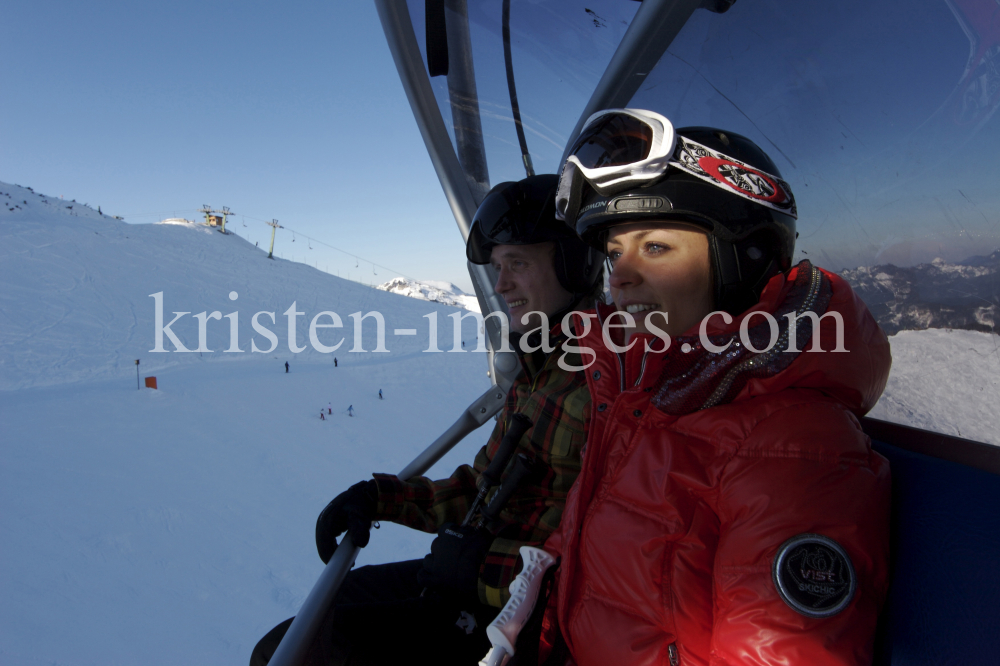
[839,251,998,335]
[376,276,480,312]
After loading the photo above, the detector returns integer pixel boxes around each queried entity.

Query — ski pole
[478,453,537,530]
[420,437,536,601]
[267,380,514,666]
[481,546,558,666]
[463,413,533,526]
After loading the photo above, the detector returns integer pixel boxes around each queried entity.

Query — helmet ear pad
[710,229,785,315]
[553,239,604,296]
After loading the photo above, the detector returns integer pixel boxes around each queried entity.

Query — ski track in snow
[1,180,997,664]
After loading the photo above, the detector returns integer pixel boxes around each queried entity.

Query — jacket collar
[578,261,890,417]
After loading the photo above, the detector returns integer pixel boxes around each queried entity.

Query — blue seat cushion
[871,440,1000,666]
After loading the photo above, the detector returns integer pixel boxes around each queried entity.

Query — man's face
[490,242,574,334]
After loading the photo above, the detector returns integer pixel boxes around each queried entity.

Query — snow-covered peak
[839,253,998,335]
[377,277,480,313]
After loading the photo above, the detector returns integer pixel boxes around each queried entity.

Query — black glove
[315,479,378,564]
[417,523,494,603]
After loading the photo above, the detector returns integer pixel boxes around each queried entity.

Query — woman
[537,110,891,665]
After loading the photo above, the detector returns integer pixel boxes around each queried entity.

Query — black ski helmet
[567,126,796,315]
[467,174,604,297]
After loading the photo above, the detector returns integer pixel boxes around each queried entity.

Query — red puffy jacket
[543,263,891,666]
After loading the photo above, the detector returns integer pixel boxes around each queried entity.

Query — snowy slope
[871,328,1000,445]
[377,276,481,312]
[0,182,485,391]
[0,181,496,665]
[1,181,998,665]
[0,352,493,666]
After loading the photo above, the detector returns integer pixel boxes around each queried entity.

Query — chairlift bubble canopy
[401,0,998,265]
[261,5,1000,665]
[377,0,999,442]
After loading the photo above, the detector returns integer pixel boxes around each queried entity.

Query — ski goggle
[559,109,676,196]
[556,108,796,225]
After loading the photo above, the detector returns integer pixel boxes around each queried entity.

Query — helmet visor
[568,113,654,169]
[473,188,546,245]
[466,176,561,264]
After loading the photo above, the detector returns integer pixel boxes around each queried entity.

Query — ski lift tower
[266,219,283,259]
[199,205,234,234]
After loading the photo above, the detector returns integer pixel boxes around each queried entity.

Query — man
[250,174,604,665]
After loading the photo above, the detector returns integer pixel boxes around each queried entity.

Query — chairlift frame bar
[266,383,511,666]
[266,3,526,663]
[375,0,510,356]
[560,0,709,165]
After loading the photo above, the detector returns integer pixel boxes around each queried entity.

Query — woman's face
[606,221,715,342]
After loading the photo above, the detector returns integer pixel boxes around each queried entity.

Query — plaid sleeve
[368,399,512,534]
[370,453,483,534]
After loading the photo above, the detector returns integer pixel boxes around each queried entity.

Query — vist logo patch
[772,533,856,618]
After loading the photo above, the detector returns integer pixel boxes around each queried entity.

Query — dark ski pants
[250,559,497,666]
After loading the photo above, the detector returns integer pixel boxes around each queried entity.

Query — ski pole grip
[465,415,531,526]
[481,453,534,526]
[481,413,533,488]
[483,546,557,662]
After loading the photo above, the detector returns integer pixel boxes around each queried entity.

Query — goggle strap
[669,136,797,218]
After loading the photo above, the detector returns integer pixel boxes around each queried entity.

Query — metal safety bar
[270,8,530,660]
[267,369,517,666]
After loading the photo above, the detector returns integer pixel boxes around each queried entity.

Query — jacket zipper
[668,642,680,665]
[615,351,626,393]
[597,305,628,394]
[633,348,651,387]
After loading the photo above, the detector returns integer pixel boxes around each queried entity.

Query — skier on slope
[284,361,289,373]
[250,175,605,665]
[378,389,383,400]
[347,405,353,418]
[327,402,332,415]
[530,112,891,665]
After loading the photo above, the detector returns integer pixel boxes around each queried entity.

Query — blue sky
[4,0,997,291]
[1,1,468,289]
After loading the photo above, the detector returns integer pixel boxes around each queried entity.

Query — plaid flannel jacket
[372,337,590,607]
